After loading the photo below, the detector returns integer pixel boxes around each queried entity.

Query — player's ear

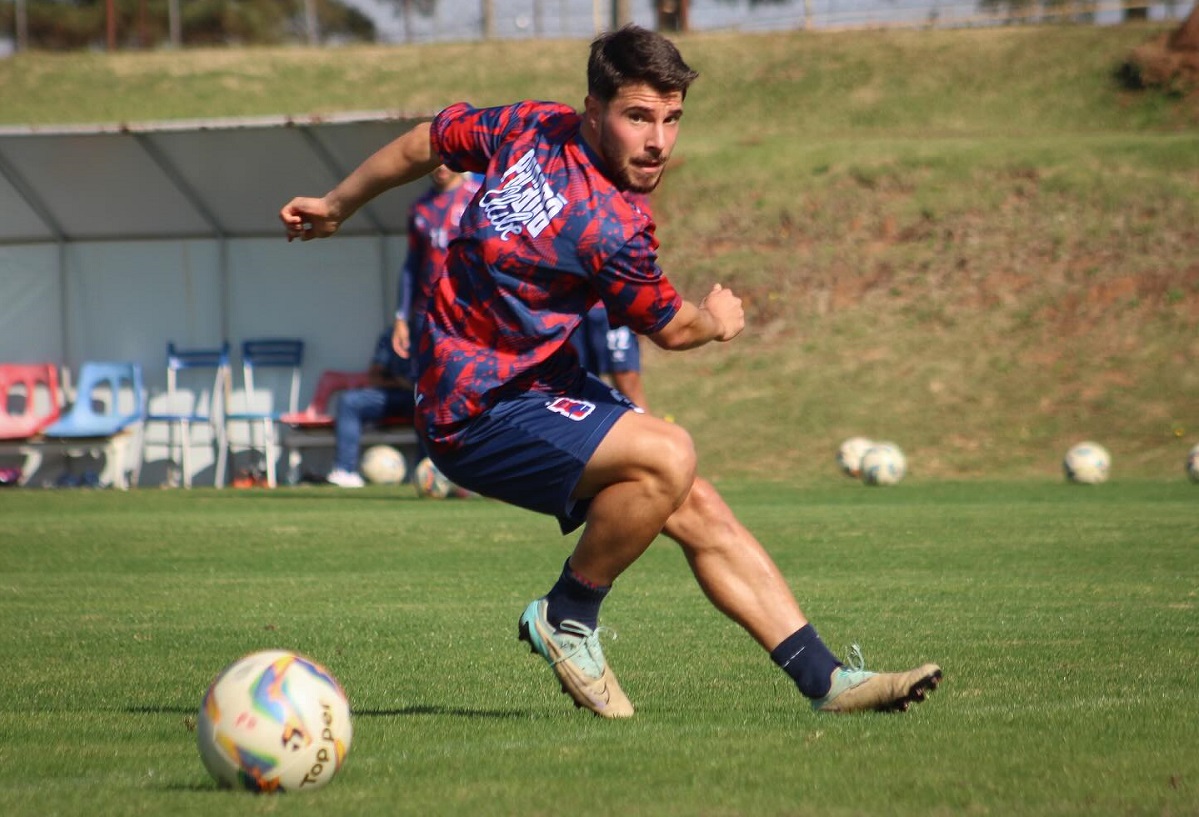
[583,95,603,131]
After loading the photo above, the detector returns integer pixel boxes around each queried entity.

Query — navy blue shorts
[431,373,638,534]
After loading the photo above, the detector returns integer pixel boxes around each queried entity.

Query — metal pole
[106,0,117,49]
[15,0,29,51]
[168,0,181,46]
[481,0,495,40]
[305,0,320,44]
[611,0,630,27]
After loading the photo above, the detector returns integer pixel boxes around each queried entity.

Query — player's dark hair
[587,25,699,102]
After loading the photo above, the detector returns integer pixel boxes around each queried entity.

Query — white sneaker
[326,468,365,488]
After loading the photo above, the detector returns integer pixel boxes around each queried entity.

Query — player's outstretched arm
[280,122,440,242]
[650,284,745,351]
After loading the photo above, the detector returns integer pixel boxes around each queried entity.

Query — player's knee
[339,389,368,414]
[666,476,738,549]
[651,422,697,508]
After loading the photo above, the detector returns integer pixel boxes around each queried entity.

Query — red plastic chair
[280,370,373,428]
[0,363,62,440]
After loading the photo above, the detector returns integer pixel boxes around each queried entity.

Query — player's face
[586,83,684,194]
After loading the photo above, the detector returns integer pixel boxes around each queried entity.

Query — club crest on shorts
[546,396,596,421]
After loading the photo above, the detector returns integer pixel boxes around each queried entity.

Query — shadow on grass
[353,704,530,719]
[125,703,527,719]
[160,782,222,792]
[204,490,417,502]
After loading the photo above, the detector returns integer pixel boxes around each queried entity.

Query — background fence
[3,0,1191,56]
[357,0,1192,43]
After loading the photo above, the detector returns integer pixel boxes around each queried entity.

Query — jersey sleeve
[431,101,568,175]
[595,228,682,336]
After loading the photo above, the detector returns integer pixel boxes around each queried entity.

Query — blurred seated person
[327,331,415,488]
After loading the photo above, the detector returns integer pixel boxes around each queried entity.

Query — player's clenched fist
[279,196,342,242]
[702,283,744,341]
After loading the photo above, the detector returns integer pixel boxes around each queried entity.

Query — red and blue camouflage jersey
[415,100,683,449]
[396,177,480,324]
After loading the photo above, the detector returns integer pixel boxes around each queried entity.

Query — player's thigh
[574,410,696,499]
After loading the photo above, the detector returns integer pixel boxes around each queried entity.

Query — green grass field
[1,480,1195,816]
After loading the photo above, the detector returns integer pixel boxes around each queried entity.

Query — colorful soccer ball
[837,436,874,478]
[1186,444,1199,483]
[860,442,906,486]
[413,456,454,498]
[360,445,407,485]
[197,650,352,793]
[1063,441,1110,485]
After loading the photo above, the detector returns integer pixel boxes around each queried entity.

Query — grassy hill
[2,25,1196,481]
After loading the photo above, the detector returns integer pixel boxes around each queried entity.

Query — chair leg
[214,420,228,489]
[263,418,277,488]
[166,420,178,487]
[130,422,145,489]
[180,419,192,489]
[141,424,155,487]
[246,415,259,472]
[221,421,233,488]
[108,434,127,490]
[19,447,43,486]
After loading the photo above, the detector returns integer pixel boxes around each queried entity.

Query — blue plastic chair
[223,339,304,488]
[144,343,231,489]
[42,361,146,489]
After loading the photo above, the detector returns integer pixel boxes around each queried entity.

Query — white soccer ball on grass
[360,445,407,485]
[1063,441,1110,485]
[837,436,875,478]
[197,649,352,793]
[1185,443,1199,483]
[860,442,907,486]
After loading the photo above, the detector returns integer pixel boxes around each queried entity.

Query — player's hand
[701,283,744,341]
[391,319,410,359]
[280,196,342,242]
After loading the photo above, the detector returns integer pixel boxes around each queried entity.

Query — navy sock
[770,624,842,699]
[544,559,610,631]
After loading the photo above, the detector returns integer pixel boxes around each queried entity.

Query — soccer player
[391,165,479,367]
[280,25,941,717]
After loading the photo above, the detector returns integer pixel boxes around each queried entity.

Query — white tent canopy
[0,111,430,243]
[0,111,433,485]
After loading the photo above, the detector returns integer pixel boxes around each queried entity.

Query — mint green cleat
[517,599,634,719]
[812,644,942,714]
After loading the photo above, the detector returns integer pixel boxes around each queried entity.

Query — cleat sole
[876,667,942,713]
